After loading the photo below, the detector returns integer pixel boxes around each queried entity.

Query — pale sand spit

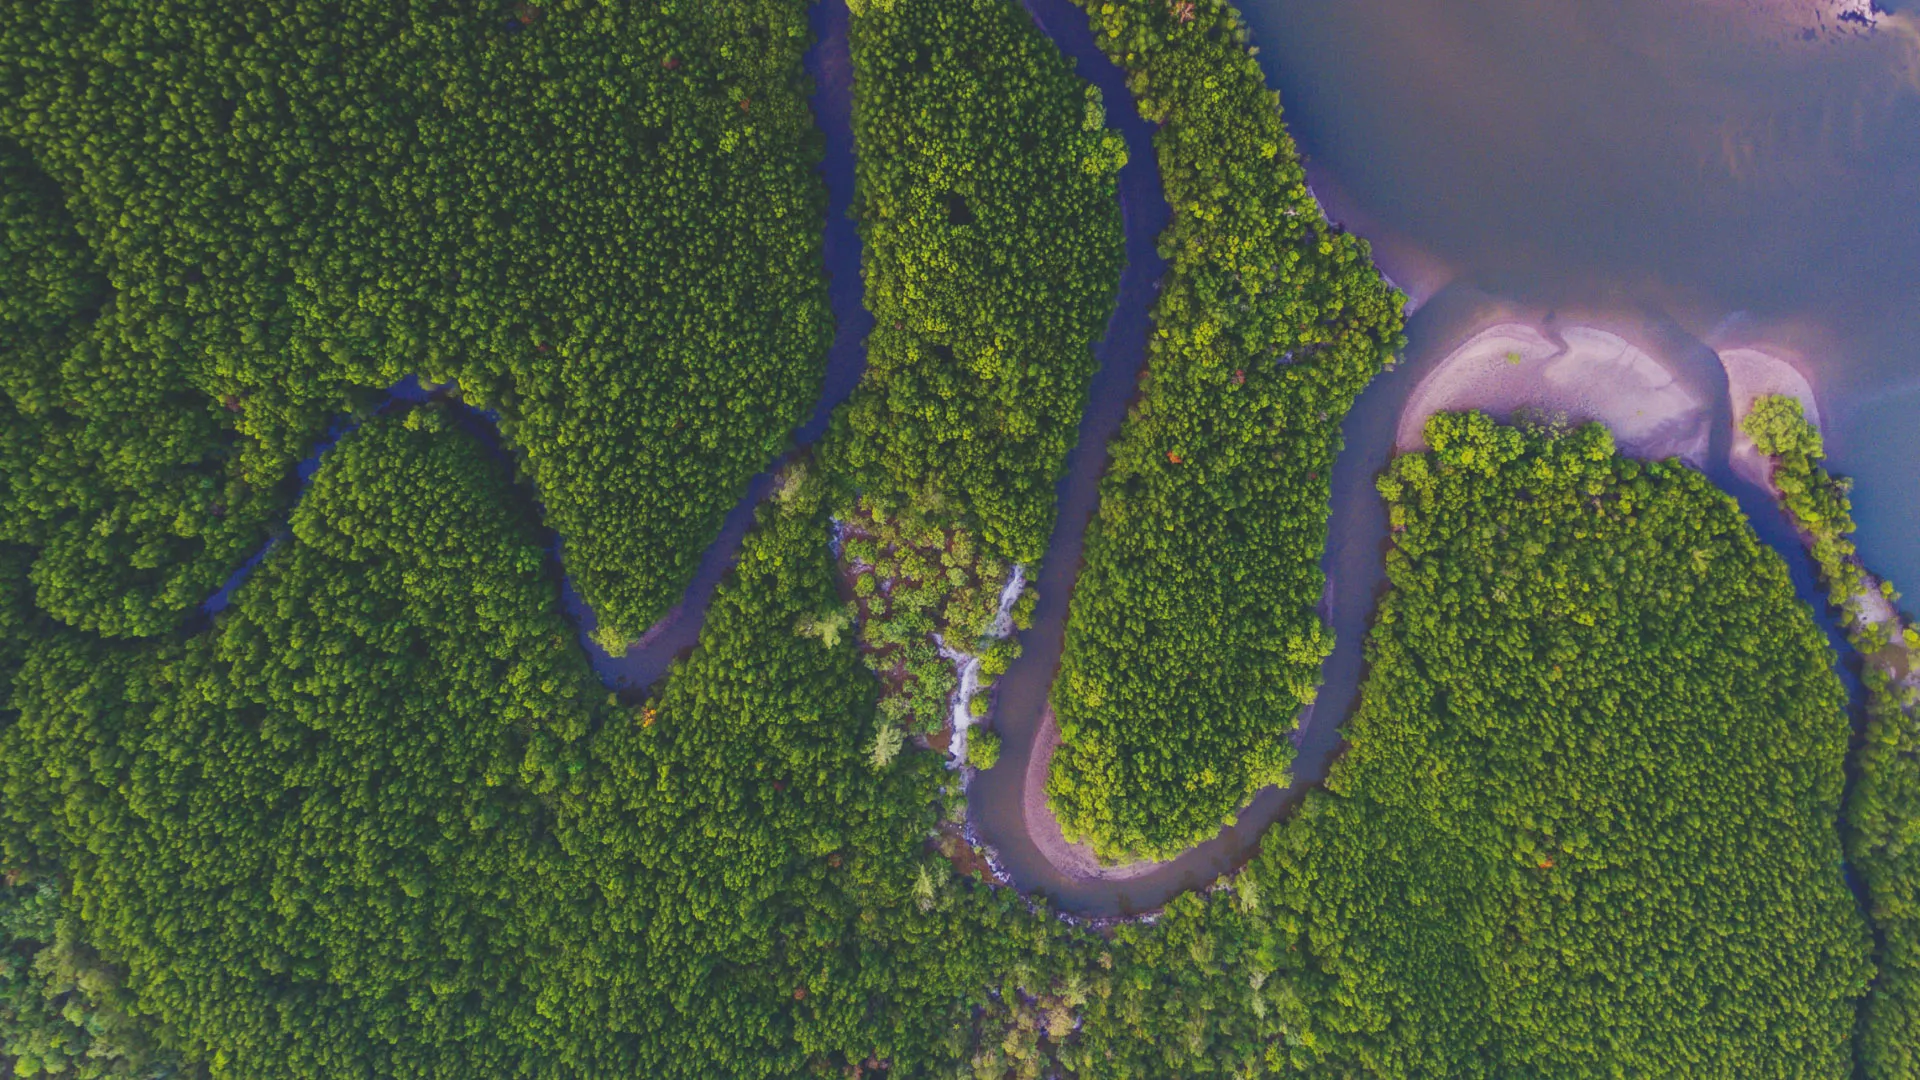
[1721,346,1821,491]
[1022,706,1170,882]
[1398,322,1711,465]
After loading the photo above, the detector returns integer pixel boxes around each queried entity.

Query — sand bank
[1020,707,1169,882]
[1397,323,1712,464]
[1720,346,1821,490]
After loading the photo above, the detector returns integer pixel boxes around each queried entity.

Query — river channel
[974,0,1892,915]
[960,0,1881,915]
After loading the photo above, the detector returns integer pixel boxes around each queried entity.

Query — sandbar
[1021,706,1169,882]
[1398,322,1711,464]
[1720,346,1821,491]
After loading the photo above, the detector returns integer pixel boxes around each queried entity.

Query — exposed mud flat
[1398,322,1712,464]
[1721,346,1822,489]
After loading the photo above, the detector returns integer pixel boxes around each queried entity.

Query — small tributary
[555,0,875,691]
[204,0,875,693]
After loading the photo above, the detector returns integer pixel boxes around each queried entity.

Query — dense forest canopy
[1,412,616,1075]
[978,415,1878,1079]
[1045,0,1406,861]
[0,413,1104,1077]
[824,0,1125,563]
[0,0,830,641]
[0,136,278,640]
[1,874,196,1079]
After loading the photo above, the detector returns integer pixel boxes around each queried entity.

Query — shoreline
[1719,345,1823,491]
[1397,321,1713,464]
[965,0,1906,916]
[1301,162,1456,316]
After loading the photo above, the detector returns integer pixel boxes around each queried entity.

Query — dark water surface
[964,0,1173,913]
[1239,0,1920,595]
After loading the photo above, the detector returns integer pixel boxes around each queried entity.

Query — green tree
[968,729,1002,771]
[0,874,193,1079]
[825,0,1125,562]
[0,0,830,639]
[1047,0,1406,861]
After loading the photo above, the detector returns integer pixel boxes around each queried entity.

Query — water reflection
[1241,0,1919,594]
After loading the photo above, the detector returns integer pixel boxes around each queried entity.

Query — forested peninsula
[820,0,1123,744]
[827,0,1124,562]
[1045,0,1406,861]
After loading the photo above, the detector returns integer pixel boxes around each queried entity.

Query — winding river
[205,0,1880,918]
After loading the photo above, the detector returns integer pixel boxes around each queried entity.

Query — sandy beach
[1720,346,1822,491]
[1022,706,1173,882]
[1397,322,1712,464]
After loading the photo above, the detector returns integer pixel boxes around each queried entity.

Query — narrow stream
[963,0,1424,916]
[962,0,1171,913]
[555,0,873,691]
[197,375,451,620]
[975,276,1866,917]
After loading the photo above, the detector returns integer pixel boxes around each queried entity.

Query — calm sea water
[1239,0,1920,600]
